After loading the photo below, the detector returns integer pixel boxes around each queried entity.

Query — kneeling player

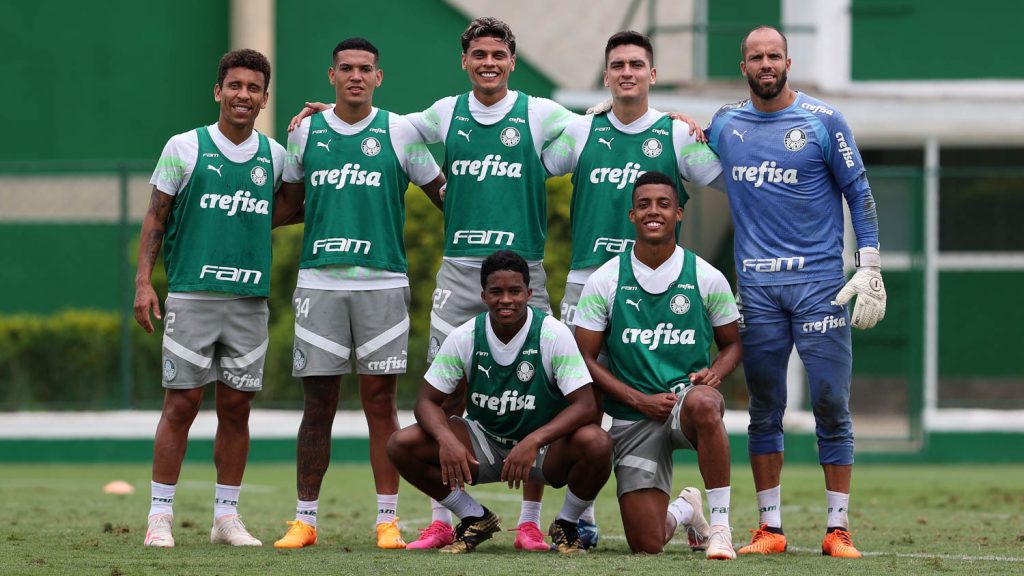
[575,171,742,559]
[388,250,612,554]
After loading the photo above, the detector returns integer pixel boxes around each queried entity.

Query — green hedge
[0,310,160,409]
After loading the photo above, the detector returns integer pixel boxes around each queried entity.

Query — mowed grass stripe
[0,462,1021,575]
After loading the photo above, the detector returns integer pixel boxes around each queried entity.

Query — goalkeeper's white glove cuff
[855,247,881,269]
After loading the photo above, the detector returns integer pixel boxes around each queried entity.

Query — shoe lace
[421,521,452,538]
[453,517,480,543]
[285,520,309,535]
[748,525,773,541]
[152,515,172,529]
[513,522,544,540]
[709,528,733,546]
[831,529,854,547]
[552,520,581,547]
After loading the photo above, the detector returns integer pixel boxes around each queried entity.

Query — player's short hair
[217,49,271,90]
[740,25,788,57]
[605,30,654,67]
[461,16,516,55]
[333,37,380,65]
[632,170,678,205]
[481,250,530,289]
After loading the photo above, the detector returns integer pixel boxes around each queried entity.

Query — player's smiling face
[630,183,682,244]
[215,67,268,128]
[741,28,790,100]
[330,49,382,108]
[483,269,531,331]
[462,36,515,99]
[604,44,655,102]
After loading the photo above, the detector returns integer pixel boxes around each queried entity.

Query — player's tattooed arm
[134,187,174,333]
[420,174,447,211]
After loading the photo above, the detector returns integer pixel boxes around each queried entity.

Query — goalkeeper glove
[833,247,886,329]
[586,98,612,115]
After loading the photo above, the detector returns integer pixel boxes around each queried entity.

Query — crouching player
[574,171,742,559]
[388,250,612,554]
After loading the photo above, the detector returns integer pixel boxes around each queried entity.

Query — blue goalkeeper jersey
[707,92,878,288]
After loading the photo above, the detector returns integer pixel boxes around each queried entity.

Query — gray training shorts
[609,386,696,498]
[161,296,269,391]
[427,259,550,362]
[456,417,553,487]
[291,286,411,377]
[558,281,585,332]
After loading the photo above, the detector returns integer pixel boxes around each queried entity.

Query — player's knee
[385,429,407,464]
[574,425,612,461]
[748,386,786,414]
[684,388,725,428]
[386,425,419,464]
[747,398,785,437]
[629,538,664,555]
[361,385,398,419]
[163,391,202,425]
[811,385,850,420]
[217,386,253,410]
[300,388,339,424]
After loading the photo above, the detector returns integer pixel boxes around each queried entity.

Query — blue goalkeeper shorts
[738,277,854,465]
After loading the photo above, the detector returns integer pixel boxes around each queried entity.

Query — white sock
[376,493,398,525]
[579,503,596,524]
[555,489,592,523]
[666,493,695,535]
[431,498,453,525]
[826,490,850,529]
[518,500,542,526]
[756,485,782,528]
[296,499,318,528]
[149,481,175,517]
[213,483,241,519]
[440,490,484,520]
[706,486,731,528]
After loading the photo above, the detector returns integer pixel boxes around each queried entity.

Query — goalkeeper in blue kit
[705,26,886,558]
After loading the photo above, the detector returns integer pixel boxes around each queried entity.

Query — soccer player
[541,29,722,549]
[400,17,578,551]
[271,38,445,550]
[543,31,722,333]
[285,17,571,549]
[134,49,285,548]
[705,26,886,558]
[574,171,742,559]
[387,250,612,555]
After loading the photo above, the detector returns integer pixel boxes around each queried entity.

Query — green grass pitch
[1,462,1022,575]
